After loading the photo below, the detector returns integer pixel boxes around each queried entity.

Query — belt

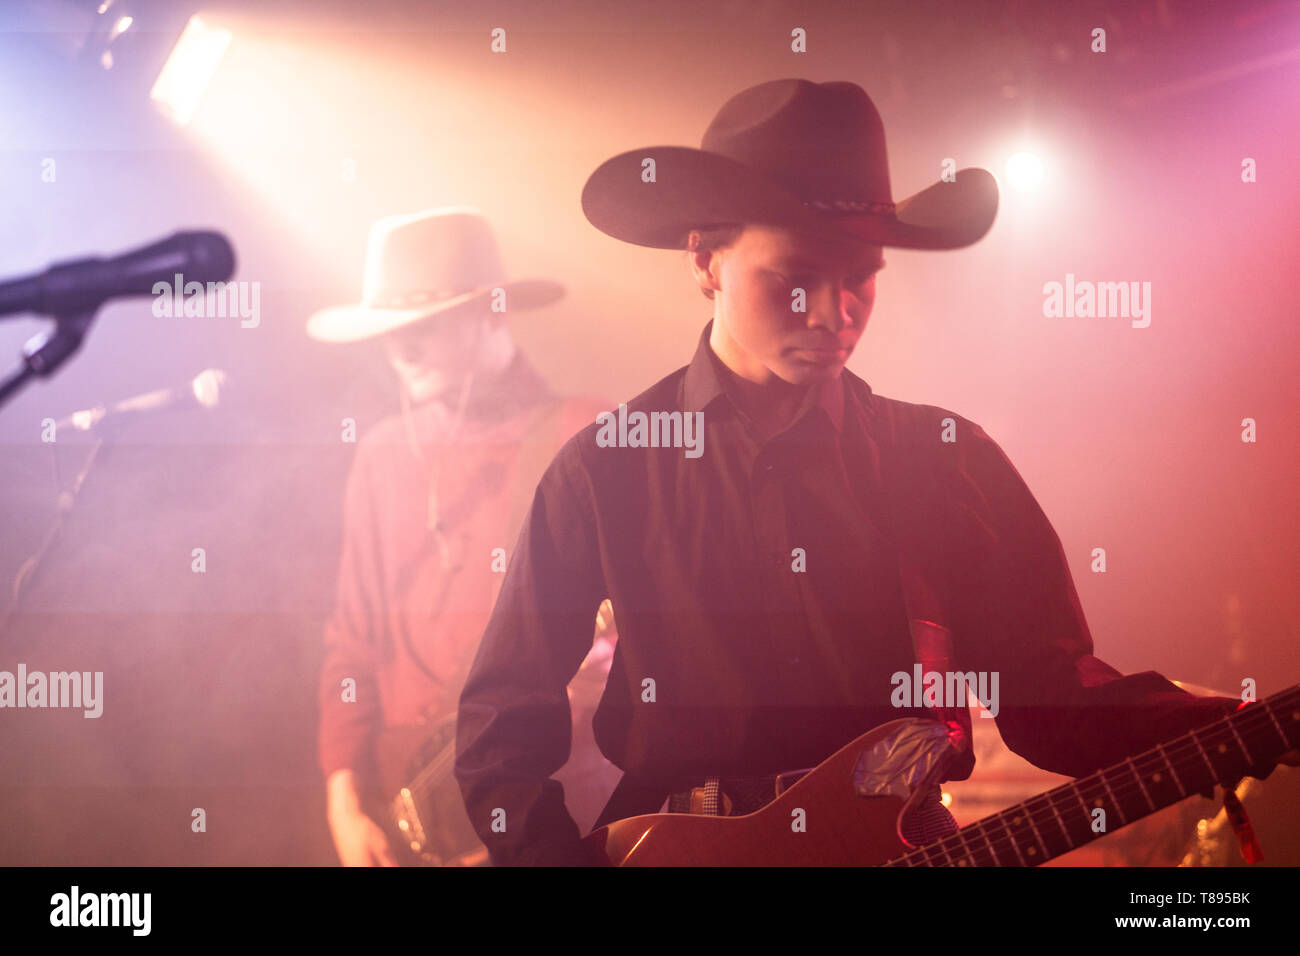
[667,769,813,817]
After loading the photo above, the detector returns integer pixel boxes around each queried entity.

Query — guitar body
[586,718,928,866]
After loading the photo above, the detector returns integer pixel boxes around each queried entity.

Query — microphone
[55,368,228,431]
[0,231,236,318]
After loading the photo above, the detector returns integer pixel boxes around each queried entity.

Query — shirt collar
[682,320,845,435]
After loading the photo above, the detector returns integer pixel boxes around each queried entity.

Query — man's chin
[778,358,844,385]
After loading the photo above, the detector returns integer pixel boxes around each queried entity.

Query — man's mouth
[788,346,848,363]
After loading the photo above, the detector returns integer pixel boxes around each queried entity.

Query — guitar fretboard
[884,687,1300,866]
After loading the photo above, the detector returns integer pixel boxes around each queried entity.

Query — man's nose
[807,284,851,333]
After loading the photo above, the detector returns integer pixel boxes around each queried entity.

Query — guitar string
[911,702,1291,866]
[408,742,457,802]
[905,701,1295,866]
[894,697,1296,866]
[891,726,1224,866]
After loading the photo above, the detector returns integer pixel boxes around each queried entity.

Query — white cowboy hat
[307,206,563,343]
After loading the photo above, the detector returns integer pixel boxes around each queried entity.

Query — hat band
[363,287,485,310]
[802,199,896,215]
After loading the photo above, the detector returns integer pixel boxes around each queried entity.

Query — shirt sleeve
[947,422,1240,779]
[454,439,609,865]
[317,444,385,781]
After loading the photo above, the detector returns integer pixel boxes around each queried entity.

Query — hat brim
[581,146,998,251]
[306,278,564,344]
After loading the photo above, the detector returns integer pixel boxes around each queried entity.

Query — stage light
[1005,151,1046,191]
[149,15,232,127]
[110,15,132,40]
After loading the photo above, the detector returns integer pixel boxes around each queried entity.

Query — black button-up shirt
[455,321,1238,865]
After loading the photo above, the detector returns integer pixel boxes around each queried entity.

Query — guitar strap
[467,399,571,705]
[424,397,574,723]
[495,398,572,608]
[896,558,977,783]
[843,390,977,783]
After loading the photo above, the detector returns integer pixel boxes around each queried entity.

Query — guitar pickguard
[852,717,967,848]
[852,717,961,800]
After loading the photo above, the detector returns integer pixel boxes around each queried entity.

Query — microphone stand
[0,309,98,411]
[0,308,103,637]
[0,427,106,640]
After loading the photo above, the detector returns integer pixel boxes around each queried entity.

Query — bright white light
[1005,151,1046,191]
[150,15,233,126]
[110,15,132,40]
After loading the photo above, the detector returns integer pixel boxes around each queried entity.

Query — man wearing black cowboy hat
[311,207,619,865]
[454,80,1290,866]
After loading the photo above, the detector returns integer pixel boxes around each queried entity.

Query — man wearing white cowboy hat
[453,80,1286,866]
[312,207,619,866]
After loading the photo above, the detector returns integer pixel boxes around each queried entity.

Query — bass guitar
[582,686,1299,865]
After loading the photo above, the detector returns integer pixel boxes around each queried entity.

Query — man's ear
[686,241,723,301]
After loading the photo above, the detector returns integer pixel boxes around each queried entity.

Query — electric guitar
[372,711,487,866]
[372,602,619,865]
[582,686,1300,865]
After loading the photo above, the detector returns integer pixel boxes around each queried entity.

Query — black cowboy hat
[581,78,998,251]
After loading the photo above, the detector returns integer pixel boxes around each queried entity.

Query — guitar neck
[886,686,1300,867]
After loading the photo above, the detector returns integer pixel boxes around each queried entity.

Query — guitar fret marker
[1023,800,1050,858]
[1192,735,1217,778]
[1156,743,1184,793]
[1000,818,1026,866]
[1073,787,1091,830]
[1100,777,1127,825]
[1045,795,1070,845]
[980,828,1001,865]
[1265,706,1287,744]
[1127,757,1155,813]
[1227,721,1253,763]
